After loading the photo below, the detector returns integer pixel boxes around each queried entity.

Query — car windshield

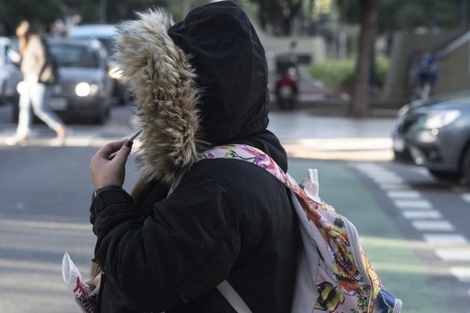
[50,44,98,68]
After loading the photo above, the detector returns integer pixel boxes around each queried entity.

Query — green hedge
[308,56,390,90]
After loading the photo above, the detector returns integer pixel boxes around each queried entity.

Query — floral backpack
[202,144,402,313]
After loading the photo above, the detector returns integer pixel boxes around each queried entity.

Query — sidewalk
[268,110,397,161]
[0,104,398,162]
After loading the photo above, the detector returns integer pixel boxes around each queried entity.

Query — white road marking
[395,200,432,209]
[355,162,470,289]
[411,220,454,231]
[423,234,468,245]
[435,249,470,262]
[387,190,421,198]
[450,267,470,282]
[352,163,384,171]
[377,183,412,190]
[370,176,406,184]
[402,210,441,219]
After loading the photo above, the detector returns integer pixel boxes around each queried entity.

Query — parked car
[69,24,129,105]
[392,90,470,185]
[13,38,114,124]
[0,37,21,106]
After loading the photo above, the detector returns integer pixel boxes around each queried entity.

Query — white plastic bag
[61,252,95,313]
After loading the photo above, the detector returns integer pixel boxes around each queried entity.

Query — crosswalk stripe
[395,200,432,209]
[423,234,468,245]
[462,193,470,203]
[450,267,470,282]
[370,176,405,184]
[435,249,470,262]
[369,173,401,178]
[352,163,384,171]
[377,183,412,190]
[387,190,421,198]
[402,210,441,219]
[411,220,454,231]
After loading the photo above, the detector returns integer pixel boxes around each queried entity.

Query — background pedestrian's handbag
[39,55,59,85]
[39,36,59,85]
[202,144,403,313]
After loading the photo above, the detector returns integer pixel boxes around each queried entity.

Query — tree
[349,0,381,117]
[255,0,303,35]
[0,0,61,35]
[0,0,212,36]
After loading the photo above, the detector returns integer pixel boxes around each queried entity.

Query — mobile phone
[108,129,141,159]
[127,129,142,141]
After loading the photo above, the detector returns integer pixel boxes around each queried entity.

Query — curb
[282,138,394,161]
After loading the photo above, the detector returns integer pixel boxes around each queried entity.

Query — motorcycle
[275,67,299,111]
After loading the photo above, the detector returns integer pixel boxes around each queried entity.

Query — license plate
[49,98,68,111]
[393,137,405,152]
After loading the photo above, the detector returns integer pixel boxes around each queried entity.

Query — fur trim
[114,8,202,183]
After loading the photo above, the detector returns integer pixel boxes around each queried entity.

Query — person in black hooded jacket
[88,1,301,312]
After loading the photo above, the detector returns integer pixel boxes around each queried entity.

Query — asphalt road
[0,104,469,312]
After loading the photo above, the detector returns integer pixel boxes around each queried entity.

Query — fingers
[95,139,128,159]
[109,140,133,161]
[90,139,134,189]
[88,274,101,302]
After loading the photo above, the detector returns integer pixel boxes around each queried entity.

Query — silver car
[392,91,470,185]
[0,37,20,106]
[69,24,129,105]
[46,38,114,124]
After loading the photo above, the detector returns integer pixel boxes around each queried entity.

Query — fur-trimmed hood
[114,1,272,183]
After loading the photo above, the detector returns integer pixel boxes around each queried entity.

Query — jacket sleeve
[90,175,242,311]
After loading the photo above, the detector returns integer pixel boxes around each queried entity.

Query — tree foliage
[380,0,470,32]
[253,0,303,35]
[0,0,61,34]
[0,0,210,36]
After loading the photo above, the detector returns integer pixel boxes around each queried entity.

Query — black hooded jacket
[90,2,300,312]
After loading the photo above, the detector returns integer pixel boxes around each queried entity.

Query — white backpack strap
[216,280,252,313]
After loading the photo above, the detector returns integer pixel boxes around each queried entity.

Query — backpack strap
[216,281,252,313]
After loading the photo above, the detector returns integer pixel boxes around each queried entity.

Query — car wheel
[428,169,462,182]
[463,147,470,186]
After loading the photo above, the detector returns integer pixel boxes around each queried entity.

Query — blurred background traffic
[2,0,470,186]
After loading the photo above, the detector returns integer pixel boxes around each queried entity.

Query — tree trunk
[349,0,381,118]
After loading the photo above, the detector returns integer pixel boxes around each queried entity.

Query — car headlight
[75,82,99,97]
[423,110,460,129]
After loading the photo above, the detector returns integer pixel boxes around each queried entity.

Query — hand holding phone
[108,129,141,160]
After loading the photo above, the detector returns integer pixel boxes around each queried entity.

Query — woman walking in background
[6,20,67,146]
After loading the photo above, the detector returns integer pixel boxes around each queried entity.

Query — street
[0,104,470,312]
